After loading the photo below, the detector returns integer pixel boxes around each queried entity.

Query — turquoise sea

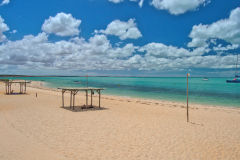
[2,77,240,108]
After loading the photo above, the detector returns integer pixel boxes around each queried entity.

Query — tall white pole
[187,73,190,122]
[86,74,88,88]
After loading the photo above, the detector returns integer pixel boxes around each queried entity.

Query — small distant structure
[58,87,104,110]
[0,79,31,94]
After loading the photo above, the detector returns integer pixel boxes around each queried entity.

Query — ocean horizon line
[0,75,236,78]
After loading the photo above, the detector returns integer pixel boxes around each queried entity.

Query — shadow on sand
[5,93,29,95]
[189,121,204,126]
[61,105,108,112]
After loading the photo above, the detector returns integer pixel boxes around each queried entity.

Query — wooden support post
[62,90,65,107]
[24,82,26,93]
[7,83,9,94]
[9,83,11,94]
[8,83,10,94]
[70,91,72,109]
[73,92,75,110]
[8,83,9,94]
[5,82,7,94]
[86,90,88,107]
[20,83,22,93]
[91,90,93,107]
[99,90,101,108]
[79,91,81,108]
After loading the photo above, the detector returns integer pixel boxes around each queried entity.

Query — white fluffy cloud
[10,29,17,34]
[0,16,9,42]
[108,43,137,58]
[151,0,208,15]
[108,0,124,3]
[213,44,239,52]
[139,43,191,58]
[0,33,51,66]
[109,0,144,7]
[0,32,139,71]
[0,0,10,6]
[125,54,237,71]
[188,7,240,48]
[1,30,235,73]
[138,0,144,7]
[138,42,209,59]
[108,0,208,15]
[97,18,142,40]
[129,0,144,7]
[41,12,81,37]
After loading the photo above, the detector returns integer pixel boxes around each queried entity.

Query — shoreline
[2,77,240,108]
[0,75,234,78]
[30,80,240,111]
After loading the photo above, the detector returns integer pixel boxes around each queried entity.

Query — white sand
[0,81,240,160]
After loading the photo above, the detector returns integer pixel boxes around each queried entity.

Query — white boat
[226,54,240,83]
[202,77,209,81]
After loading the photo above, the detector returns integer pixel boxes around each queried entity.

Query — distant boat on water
[226,76,240,83]
[226,54,240,83]
[73,80,81,84]
[202,77,209,81]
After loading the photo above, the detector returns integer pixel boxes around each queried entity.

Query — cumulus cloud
[138,42,208,59]
[188,7,240,48]
[108,0,208,15]
[0,0,10,6]
[108,43,137,58]
[125,54,237,71]
[0,32,51,66]
[151,0,208,15]
[108,0,124,3]
[129,0,144,7]
[139,42,191,58]
[1,30,235,73]
[0,32,138,71]
[138,0,144,7]
[109,0,144,7]
[213,44,239,52]
[10,29,17,34]
[41,12,81,37]
[0,16,9,42]
[97,18,142,40]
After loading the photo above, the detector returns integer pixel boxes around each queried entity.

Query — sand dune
[0,82,240,160]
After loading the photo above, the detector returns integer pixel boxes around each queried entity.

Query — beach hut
[0,79,31,94]
[58,87,104,110]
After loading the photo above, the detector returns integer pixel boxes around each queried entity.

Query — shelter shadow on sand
[61,105,108,112]
[5,93,29,95]
[189,121,204,126]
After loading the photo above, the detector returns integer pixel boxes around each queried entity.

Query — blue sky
[0,0,240,76]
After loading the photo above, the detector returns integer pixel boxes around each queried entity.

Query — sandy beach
[0,81,240,160]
